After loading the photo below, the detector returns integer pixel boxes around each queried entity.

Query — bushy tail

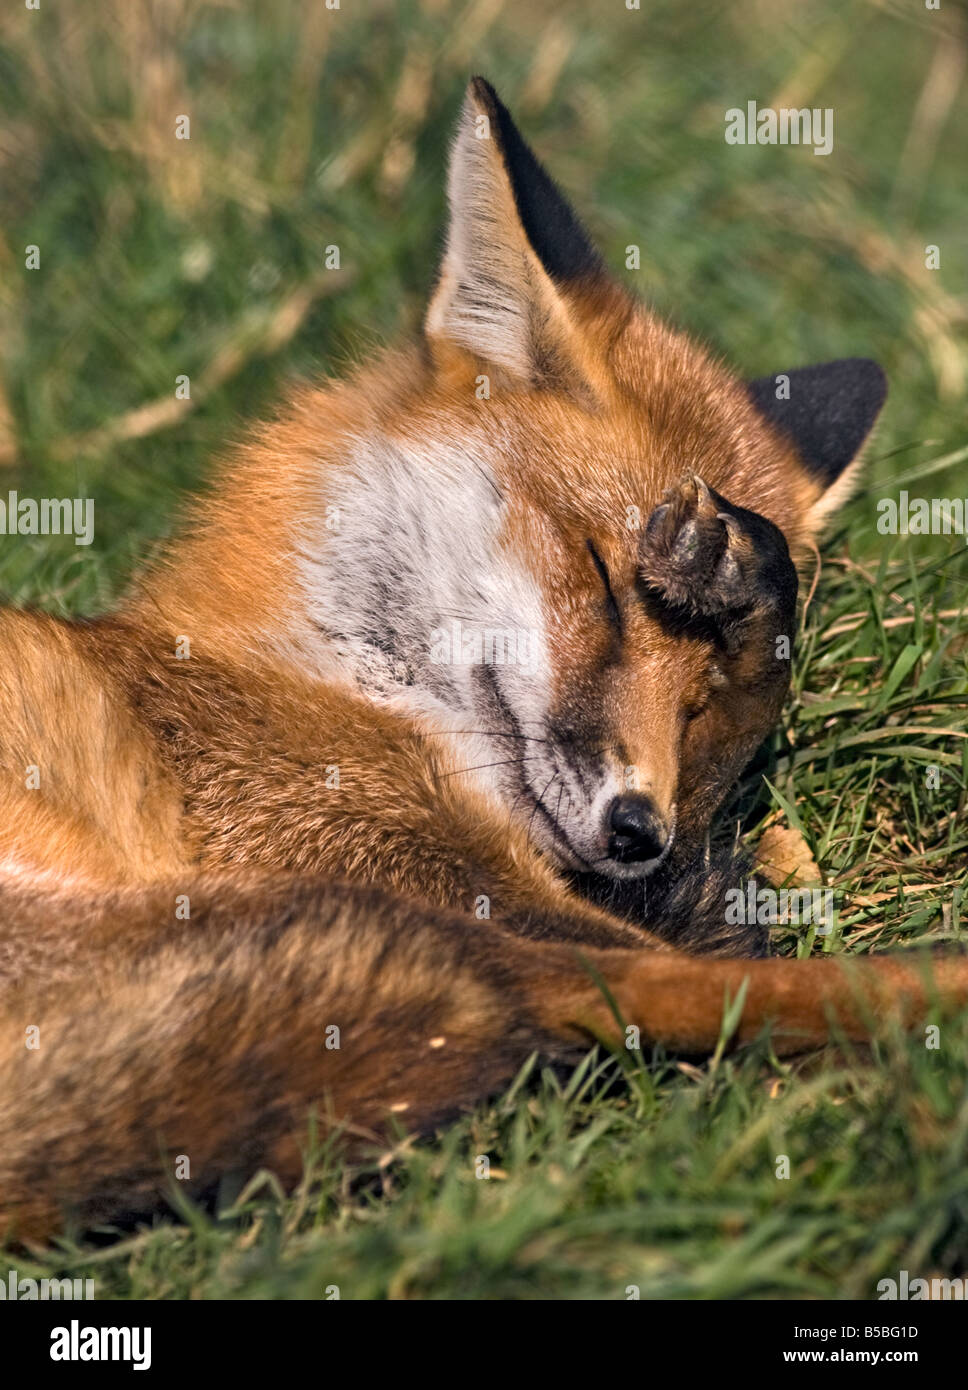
[2,872,967,1243]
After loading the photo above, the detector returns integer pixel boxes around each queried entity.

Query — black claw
[645,503,669,538]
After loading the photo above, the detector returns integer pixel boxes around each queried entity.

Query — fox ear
[748,359,888,529]
[426,77,608,391]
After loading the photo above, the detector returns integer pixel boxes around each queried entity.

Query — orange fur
[0,79,959,1242]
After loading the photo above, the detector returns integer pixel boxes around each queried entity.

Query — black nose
[607,795,667,864]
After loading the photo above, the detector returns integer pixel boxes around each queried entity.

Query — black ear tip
[747,357,889,487]
[841,357,889,409]
[458,75,605,287]
[468,75,500,110]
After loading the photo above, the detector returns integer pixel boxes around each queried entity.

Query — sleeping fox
[1,78,966,1242]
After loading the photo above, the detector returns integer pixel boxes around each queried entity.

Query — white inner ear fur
[425,91,574,382]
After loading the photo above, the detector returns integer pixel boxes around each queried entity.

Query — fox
[2,77,967,1245]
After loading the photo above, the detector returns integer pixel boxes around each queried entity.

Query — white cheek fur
[292,430,552,798]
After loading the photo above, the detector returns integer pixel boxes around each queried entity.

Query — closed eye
[685,664,726,723]
[586,539,622,635]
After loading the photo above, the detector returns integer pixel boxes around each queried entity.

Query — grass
[1,0,967,1299]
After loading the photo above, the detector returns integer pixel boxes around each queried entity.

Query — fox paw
[639,474,778,617]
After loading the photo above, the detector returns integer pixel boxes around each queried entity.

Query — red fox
[1,78,966,1243]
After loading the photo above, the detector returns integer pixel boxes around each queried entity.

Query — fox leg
[2,875,967,1243]
[638,472,799,624]
[606,949,968,1053]
[638,471,797,777]
[638,471,797,748]
[638,471,796,814]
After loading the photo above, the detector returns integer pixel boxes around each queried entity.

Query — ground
[1,0,966,1298]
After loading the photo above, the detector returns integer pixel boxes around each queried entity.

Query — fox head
[307,78,887,884]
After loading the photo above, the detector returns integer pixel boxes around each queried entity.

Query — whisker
[504,784,532,832]
[421,729,555,745]
[551,781,566,855]
[434,610,521,626]
[435,756,541,781]
[526,771,560,855]
[474,459,506,506]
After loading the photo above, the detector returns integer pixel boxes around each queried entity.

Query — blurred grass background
[1,0,968,1299]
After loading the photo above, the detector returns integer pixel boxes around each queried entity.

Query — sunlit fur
[1,80,962,1244]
